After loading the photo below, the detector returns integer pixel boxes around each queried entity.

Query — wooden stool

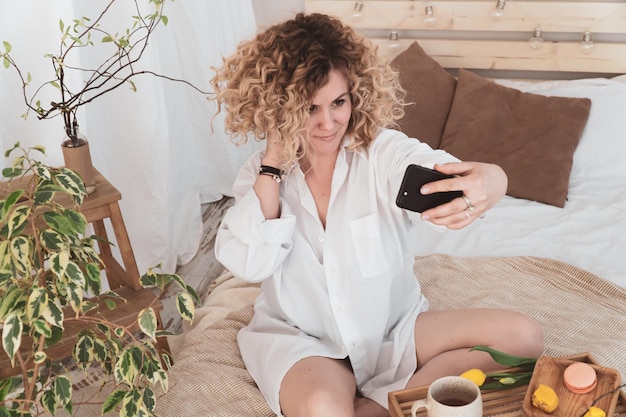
[0,171,170,379]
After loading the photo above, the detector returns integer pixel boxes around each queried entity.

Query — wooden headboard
[304,0,626,78]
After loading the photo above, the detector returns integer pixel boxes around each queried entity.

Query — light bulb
[387,31,400,52]
[491,0,506,22]
[351,1,364,23]
[528,27,544,50]
[423,4,437,27]
[580,32,594,55]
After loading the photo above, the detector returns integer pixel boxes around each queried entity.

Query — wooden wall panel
[306,1,626,33]
[305,0,626,75]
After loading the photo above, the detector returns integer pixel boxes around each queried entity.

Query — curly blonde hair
[211,13,405,170]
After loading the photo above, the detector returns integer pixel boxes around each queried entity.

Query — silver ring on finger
[462,194,474,211]
[464,209,471,219]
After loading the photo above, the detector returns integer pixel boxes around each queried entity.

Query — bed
[155,1,626,415]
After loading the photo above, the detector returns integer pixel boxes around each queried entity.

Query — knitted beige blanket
[155,255,626,417]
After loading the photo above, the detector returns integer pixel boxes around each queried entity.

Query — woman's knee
[505,312,544,357]
[280,357,357,417]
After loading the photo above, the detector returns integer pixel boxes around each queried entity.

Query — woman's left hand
[419,161,507,229]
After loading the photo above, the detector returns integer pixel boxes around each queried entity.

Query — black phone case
[395,164,463,213]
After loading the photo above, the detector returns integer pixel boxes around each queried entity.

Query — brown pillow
[440,69,591,207]
[391,42,457,149]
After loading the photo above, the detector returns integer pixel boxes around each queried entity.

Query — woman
[212,13,543,417]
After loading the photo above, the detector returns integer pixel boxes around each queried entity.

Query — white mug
[410,376,482,417]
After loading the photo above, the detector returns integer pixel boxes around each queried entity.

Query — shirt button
[318,236,324,242]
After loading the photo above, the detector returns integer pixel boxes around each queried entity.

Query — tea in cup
[410,376,482,417]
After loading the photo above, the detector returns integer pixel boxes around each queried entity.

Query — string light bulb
[528,27,544,50]
[491,0,506,22]
[423,3,437,27]
[351,1,364,23]
[387,31,400,52]
[580,31,594,55]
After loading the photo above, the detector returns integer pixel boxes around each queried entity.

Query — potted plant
[0,142,199,416]
[0,0,205,193]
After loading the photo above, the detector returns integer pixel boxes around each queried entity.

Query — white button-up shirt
[215,128,457,413]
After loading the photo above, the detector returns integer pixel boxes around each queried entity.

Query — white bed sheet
[413,78,626,289]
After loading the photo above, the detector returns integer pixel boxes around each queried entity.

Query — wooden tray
[388,353,626,417]
[522,355,621,417]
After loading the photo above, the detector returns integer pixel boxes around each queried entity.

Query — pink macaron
[563,362,597,394]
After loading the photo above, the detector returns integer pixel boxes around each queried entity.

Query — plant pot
[61,138,97,194]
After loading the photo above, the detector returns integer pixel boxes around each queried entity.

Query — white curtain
[0,0,262,273]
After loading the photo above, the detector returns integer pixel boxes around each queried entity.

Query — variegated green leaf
[80,300,98,313]
[42,299,64,328]
[0,240,11,270]
[56,170,86,204]
[139,270,158,288]
[142,387,156,412]
[32,318,52,339]
[104,299,117,310]
[115,327,125,338]
[34,163,52,182]
[26,286,48,322]
[7,205,30,238]
[62,209,87,234]
[10,235,31,272]
[40,229,65,251]
[2,312,23,367]
[168,273,201,304]
[85,262,102,295]
[49,250,70,278]
[42,211,75,235]
[0,190,24,222]
[33,189,54,205]
[138,307,157,341]
[92,337,108,362]
[54,375,72,409]
[34,349,47,364]
[120,389,142,417]
[114,347,140,385]
[176,292,194,323]
[0,378,16,402]
[157,369,169,393]
[73,332,94,369]
[41,388,58,416]
[0,286,24,321]
[65,260,86,289]
[168,273,186,289]
[45,326,63,349]
[102,389,126,414]
[67,282,83,314]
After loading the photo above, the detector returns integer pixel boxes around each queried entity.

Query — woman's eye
[334,99,345,107]
[308,105,318,113]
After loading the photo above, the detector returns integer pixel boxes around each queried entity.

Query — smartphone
[395,164,463,213]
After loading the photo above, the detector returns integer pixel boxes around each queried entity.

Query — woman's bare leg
[353,397,388,417]
[279,356,357,417]
[408,308,543,388]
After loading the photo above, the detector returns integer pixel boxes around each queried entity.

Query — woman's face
[305,69,352,158]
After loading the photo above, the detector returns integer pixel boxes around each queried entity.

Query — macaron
[563,362,597,394]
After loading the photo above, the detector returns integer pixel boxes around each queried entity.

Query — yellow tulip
[460,368,487,387]
[583,406,606,417]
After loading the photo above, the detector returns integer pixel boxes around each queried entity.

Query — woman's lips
[316,132,336,141]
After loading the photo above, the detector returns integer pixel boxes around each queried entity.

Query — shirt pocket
[349,213,393,278]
